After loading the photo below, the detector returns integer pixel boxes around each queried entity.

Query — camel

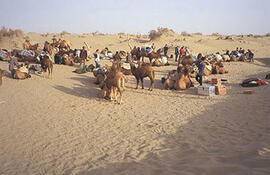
[230,55,238,62]
[40,55,53,78]
[130,46,140,60]
[23,40,39,55]
[23,40,31,50]
[13,69,30,79]
[100,64,127,104]
[146,49,162,63]
[130,61,155,91]
[58,40,71,51]
[222,55,231,62]
[174,67,193,90]
[29,43,39,51]
[152,59,164,67]
[164,70,178,89]
[204,65,212,76]
[239,55,247,62]
[164,65,193,90]
[94,74,105,85]
[212,63,228,74]
[178,55,194,66]
[130,46,158,63]
[43,41,59,59]
[0,69,7,86]
[62,54,74,66]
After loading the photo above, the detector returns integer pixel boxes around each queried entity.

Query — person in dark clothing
[196,57,205,86]
[80,46,88,62]
[164,44,169,56]
[54,53,61,64]
[175,46,179,62]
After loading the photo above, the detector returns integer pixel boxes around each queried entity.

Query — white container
[197,84,215,96]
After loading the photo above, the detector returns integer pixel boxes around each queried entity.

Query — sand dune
[0,33,270,175]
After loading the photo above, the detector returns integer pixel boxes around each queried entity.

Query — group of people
[174,46,189,62]
[226,47,254,62]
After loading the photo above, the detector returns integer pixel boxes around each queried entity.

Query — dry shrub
[254,35,263,38]
[224,36,233,40]
[149,30,162,40]
[265,33,270,37]
[149,27,175,41]
[193,32,203,35]
[0,26,24,38]
[181,31,191,36]
[118,32,125,36]
[216,36,223,40]
[247,34,253,37]
[211,32,221,36]
[60,31,70,35]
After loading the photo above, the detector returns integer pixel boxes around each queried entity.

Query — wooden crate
[215,85,227,95]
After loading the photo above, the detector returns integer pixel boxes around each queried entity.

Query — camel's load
[19,50,36,58]
[0,49,10,61]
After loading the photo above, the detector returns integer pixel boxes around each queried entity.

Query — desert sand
[0,31,270,175]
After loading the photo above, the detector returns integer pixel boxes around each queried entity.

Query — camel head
[157,48,162,53]
[0,69,8,77]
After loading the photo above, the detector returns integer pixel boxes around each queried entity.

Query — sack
[241,78,260,87]
[0,50,8,60]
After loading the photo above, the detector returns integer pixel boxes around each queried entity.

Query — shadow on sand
[252,57,270,68]
[73,70,270,175]
[53,75,100,99]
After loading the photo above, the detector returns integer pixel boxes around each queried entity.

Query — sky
[0,0,269,35]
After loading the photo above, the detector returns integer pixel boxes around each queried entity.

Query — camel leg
[149,76,154,91]
[113,87,117,102]
[50,67,53,79]
[118,89,122,104]
[136,77,139,89]
[141,78,144,89]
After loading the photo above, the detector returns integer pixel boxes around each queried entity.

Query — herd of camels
[0,37,254,104]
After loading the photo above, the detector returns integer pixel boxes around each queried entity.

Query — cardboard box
[211,78,222,86]
[215,85,227,95]
[243,90,255,94]
[197,84,215,96]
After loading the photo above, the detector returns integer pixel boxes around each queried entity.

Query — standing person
[164,44,169,57]
[174,46,179,62]
[196,57,205,86]
[79,46,88,65]
[180,46,185,57]
[151,43,156,51]
[94,49,100,68]
[185,47,189,55]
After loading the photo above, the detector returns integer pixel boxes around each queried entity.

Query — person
[185,47,189,56]
[151,43,155,51]
[196,57,206,86]
[80,46,88,64]
[9,57,20,78]
[146,45,151,53]
[174,46,179,62]
[164,44,169,56]
[247,49,254,62]
[94,49,100,68]
[180,46,185,57]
